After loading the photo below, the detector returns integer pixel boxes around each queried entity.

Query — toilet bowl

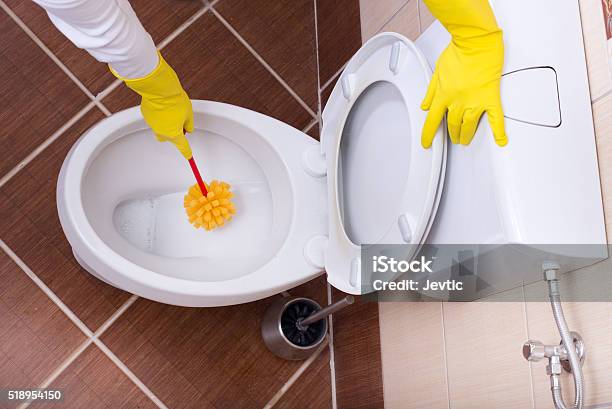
[58,101,332,306]
[57,32,445,306]
[58,3,608,306]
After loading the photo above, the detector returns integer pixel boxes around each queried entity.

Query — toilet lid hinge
[304,235,328,269]
[302,146,327,178]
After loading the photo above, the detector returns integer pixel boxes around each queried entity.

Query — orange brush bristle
[184,180,236,231]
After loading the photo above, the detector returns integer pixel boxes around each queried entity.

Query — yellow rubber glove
[421,0,507,148]
[110,52,194,159]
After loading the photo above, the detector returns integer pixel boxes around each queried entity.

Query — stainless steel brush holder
[261,296,327,360]
[261,295,354,360]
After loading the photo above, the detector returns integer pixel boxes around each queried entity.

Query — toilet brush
[182,135,236,231]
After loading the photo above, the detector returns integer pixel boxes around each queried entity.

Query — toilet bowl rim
[57,102,322,301]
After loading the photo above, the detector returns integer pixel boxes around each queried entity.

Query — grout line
[577,0,612,108]
[319,63,346,93]
[417,0,423,33]
[0,239,95,337]
[522,285,537,409]
[592,88,612,104]
[93,294,139,338]
[94,339,169,409]
[0,0,111,115]
[262,339,329,409]
[326,283,338,409]
[313,0,323,135]
[209,6,318,119]
[440,302,451,409]
[17,341,92,409]
[302,118,319,134]
[39,339,93,388]
[0,102,97,189]
[94,79,122,101]
[373,1,412,39]
[585,403,612,409]
[156,5,211,50]
[16,338,94,409]
[97,101,112,116]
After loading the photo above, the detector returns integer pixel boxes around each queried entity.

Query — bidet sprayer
[522,262,585,409]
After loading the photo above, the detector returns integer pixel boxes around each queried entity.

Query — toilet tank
[416,0,607,295]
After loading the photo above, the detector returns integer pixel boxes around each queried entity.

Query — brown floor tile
[331,289,384,409]
[30,345,157,409]
[100,278,328,409]
[0,251,86,391]
[102,13,313,130]
[315,0,361,85]
[0,10,89,177]
[306,123,320,140]
[214,0,318,111]
[130,0,205,45]
[320,75,340,112]
[4,0,204,95]
[273,346,333,408]
[0,109,131,332]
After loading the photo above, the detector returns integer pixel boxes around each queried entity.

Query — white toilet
[58,1,607,306]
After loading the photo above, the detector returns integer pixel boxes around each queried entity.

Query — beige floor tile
[360,0,411,41]
[379,301,448,409]
[380,1,420,41]
[579,0,612,101]
[526,295,612,408]
[443,288,533,409]
[418,0,436,33]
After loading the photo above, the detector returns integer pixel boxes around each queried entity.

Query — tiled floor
[0,0,378,408]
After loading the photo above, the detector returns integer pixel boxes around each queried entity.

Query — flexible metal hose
[548,278,584,409]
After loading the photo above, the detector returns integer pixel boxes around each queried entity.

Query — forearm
[32,0,158,78]
[422,0,501,39]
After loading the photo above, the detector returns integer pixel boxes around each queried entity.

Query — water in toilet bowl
[81,127,292,282]
[112,180,268,257]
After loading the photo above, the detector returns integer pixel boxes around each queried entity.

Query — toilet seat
[319,32,446,294]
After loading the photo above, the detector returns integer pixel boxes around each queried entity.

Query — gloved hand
[110,52,194,159]
[421,0,507,148]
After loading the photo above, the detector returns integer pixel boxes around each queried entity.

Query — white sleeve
[32,0,159,79]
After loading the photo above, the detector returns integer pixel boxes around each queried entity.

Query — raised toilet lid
[321,32,446,294]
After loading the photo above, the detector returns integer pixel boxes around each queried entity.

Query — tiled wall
[363,0,612,408]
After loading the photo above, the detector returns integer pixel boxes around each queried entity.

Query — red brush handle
[188,157,208,196]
